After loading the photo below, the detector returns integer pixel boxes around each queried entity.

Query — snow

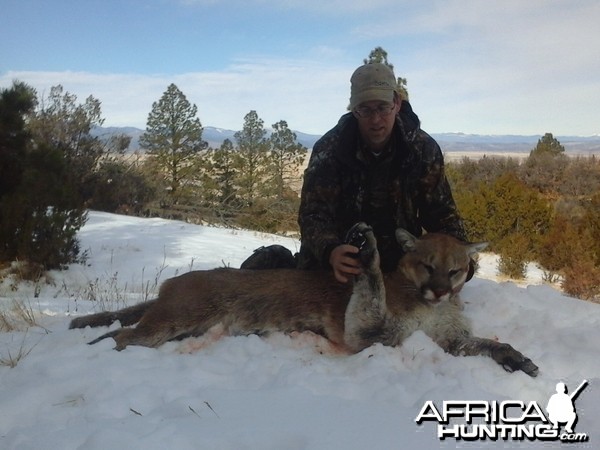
[1,211,598,449]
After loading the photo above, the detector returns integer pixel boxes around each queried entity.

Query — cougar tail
[87,329,121,346]
[69,299,157,330]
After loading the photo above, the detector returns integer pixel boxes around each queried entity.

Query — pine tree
[0,82,37,264]
[523,133,568,194]
[28,85,106,201]
[0,81,35,200]
[234,110,269,204]
[210,138,238,205]
[268,120,307,200]
[364,46,392,66]
[1,82,87,270]
[530,132,565,157]
[140,84,206,204]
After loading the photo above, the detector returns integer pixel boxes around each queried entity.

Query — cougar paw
[494,345,539,377]
[69,316,86,329]
[345,223,379,269]
[344,222,372,250]
[520,358,539,377]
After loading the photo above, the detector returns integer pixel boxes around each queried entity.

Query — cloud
[1,60,351,134]
[350,0,600,135]
[2,0,599,135]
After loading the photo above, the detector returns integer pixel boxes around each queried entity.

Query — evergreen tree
[0,81,36,200]
[522,133,568,194]
[456,173,551,254]
[588,193,600,265]
[268,120,307,200]
[87,158,154,214]
[0,82,86,270]
[210,138,238,205]
[234,110,269,204]
[364,46,392,66]
[28,85,106,201]
[139,84,206,204]
[498,233,529,279]
[8,142,86,269]
[538,201,600,300]
[0,82,37,264]
[448,153,599,300]
[530,132,565,157]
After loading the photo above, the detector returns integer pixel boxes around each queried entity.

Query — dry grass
[0,298,39,332]
[0,255,194,368]
[0,261,44,366]
[0,331,38,368]
[73,257,170,314]
[0,301,43,368]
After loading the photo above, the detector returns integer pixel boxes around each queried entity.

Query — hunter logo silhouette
[416,379,590,442]
[546,380,588,434]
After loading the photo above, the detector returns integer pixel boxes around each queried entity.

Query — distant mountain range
[430,132,600,155]
[92,126,600,156]
[92,126,321,152]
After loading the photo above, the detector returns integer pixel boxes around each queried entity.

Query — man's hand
[329,244,362,283]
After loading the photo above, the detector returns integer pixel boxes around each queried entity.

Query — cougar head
[395,229,487,305]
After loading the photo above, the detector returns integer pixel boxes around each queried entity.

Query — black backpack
[240,245,297,270]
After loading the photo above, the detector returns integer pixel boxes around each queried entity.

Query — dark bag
[240,245,297,270]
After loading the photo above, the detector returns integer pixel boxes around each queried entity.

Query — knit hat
[349,63,397,110]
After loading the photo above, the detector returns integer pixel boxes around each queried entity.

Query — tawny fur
[70,224,538,377]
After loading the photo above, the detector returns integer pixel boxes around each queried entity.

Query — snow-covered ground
[1,211,598,449]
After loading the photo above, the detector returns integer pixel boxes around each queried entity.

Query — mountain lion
[70,223,538,377]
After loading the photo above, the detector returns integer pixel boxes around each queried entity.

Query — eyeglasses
[353,103,396,119]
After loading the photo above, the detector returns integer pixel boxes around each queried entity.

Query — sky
[1,0,599,136]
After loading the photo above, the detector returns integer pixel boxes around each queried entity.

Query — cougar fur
[70,223,538,377]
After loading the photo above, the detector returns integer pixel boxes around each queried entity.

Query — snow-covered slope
[1,211,598,449]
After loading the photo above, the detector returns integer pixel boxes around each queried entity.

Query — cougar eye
[449,269,461,277]
[422,263,434,274]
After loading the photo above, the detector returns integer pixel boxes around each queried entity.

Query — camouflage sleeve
[298,146,345,266]
[415,131,468,241]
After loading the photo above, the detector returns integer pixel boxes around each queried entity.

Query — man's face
[353,97,400,151]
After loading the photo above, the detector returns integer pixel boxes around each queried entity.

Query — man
[296,63,468,282]
[241,63,469,283]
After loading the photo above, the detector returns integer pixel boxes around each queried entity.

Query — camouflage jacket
[297,101,467,272]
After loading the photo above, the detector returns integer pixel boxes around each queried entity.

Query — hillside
[0,211,598,448]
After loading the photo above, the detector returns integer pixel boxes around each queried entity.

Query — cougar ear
[466,241,488,257]
[395,228,418,253]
